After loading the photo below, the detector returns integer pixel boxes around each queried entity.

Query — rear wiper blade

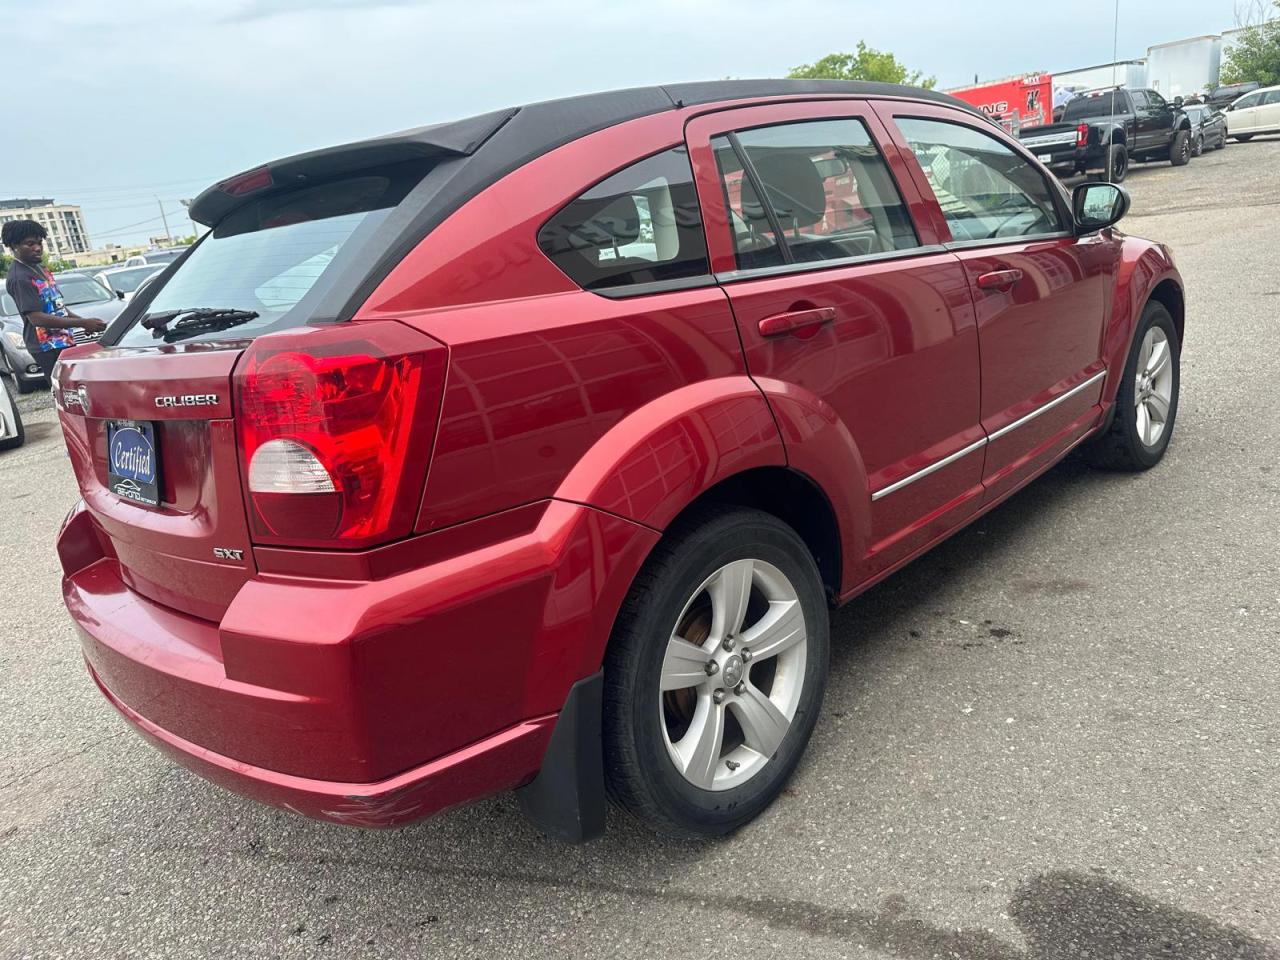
[141,307,260,343]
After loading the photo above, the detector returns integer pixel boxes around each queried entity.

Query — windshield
[115,166,425,348]
[57,274,116,305]
[1062,93,1130,120]
[102,267,161,293]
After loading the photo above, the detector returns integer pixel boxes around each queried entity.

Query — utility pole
[156,196,172,245]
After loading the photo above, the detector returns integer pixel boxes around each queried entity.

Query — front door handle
[757,307,836,338]
[976,269,1024,291]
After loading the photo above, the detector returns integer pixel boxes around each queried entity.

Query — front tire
[1170,130,1192,166]
[1082,301,1180,471]
[603,507,830,837]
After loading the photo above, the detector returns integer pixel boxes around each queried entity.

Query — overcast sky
[0,0,1242,248]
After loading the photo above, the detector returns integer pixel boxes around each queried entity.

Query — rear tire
[1081,301,1179,471]
[1214,133,1226,150]
[1107,144,1128,182]
[603,506,830,837]
[0,377,25,452]
[1235,134,1254,142]
[1170,130,1192,165]
[1193,134,1205,157]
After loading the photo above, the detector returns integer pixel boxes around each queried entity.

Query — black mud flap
[515,671,606,843]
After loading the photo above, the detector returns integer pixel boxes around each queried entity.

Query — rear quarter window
[537,147,710,292]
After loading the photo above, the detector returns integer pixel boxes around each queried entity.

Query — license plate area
[107,419,162,508]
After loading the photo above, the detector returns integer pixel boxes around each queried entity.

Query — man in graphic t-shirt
[3,219,106,381]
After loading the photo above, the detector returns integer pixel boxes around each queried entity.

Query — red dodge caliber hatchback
[55,80,1183,840]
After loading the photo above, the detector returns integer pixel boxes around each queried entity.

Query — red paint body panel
[90,664,556,828]
[63,498,657,787]
[53,87,1184,830]
[54,346,257,622]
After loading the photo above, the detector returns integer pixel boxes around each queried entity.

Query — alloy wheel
[659,558,807,791]
[1134,326,1174,447]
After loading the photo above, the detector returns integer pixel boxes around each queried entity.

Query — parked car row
[0,271,130,391]
[1019,82,1280,182]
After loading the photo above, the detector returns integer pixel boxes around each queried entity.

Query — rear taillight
[1076,123,1090,147]
[235,322,445,546]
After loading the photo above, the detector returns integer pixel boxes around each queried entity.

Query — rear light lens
[1076,123,1090,147]
[235,322,444,546]
[218,165,273,197]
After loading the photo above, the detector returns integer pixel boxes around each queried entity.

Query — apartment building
[0,198,91,258]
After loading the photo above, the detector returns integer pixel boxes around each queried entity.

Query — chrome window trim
[870,369,1107,501]
[943,232,1073,252]
[715,244,948,284]
[871,436,988,502]
[987,369,1107,441]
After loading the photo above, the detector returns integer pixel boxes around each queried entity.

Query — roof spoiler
[188,107,516,226]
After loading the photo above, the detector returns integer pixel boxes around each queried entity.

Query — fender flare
[1101,245,1183,406]
[554,376,786,528]
[752,377,871,597]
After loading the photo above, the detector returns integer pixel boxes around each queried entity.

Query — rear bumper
[89,661,555,827]
[59,498,658,827]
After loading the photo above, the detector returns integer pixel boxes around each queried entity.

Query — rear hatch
[52,129,489,622]
[57,345,253,622]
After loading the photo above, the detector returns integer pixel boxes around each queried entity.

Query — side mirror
[1073,182,1130,233]
[115,290,126,299]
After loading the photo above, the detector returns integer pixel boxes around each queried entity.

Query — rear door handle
[976,269,1023,291]
[757,307,836,338]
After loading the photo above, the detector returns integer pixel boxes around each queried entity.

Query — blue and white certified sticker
[106,420,161,508]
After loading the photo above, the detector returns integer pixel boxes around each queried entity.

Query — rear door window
[537,147,710,292]
[714,118,919,269]
[895,117,1065,243]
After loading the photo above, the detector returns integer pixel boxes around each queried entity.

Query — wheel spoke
[1136,402,1151,445]
[709,559,754,642]
[740,599,805,662]
[730,683,791,758]
[662,637,712,691]
[1145,339,1170,379]
[1146,391,1170,423]
[675,697,725,789]
[1137,332,1153,372]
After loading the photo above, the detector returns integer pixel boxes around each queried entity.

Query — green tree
[0,250,8,278]
[1221,3,1280,86]
[788,42,936,89]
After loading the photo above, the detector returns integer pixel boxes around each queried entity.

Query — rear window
[1062,92,1130,120]
[537,147,710,292]
[114,165,425,347]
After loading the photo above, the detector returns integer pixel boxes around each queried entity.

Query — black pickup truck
[1019,87,1193,181]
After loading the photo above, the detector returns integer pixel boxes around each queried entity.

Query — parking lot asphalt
[2,137,1279,960]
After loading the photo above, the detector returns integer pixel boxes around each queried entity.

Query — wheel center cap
[721,654,745,689]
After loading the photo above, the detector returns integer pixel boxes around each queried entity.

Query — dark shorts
[32,347,66,381]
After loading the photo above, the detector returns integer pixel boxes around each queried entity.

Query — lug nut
[741,649,753,662]
[712,689,726,704]
[735,682,747,696]
[722,635,736,651]
[704,661,719,676]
